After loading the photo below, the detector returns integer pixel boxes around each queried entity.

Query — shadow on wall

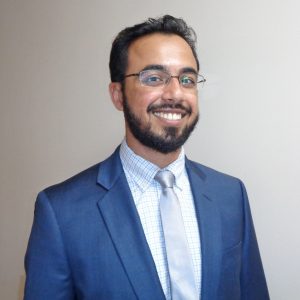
[18,274,25,300]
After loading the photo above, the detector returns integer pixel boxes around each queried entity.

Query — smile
[153,112,182,120]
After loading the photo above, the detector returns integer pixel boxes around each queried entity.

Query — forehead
[127,33,197,72]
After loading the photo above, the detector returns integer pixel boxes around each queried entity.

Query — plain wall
[1,1,299,299]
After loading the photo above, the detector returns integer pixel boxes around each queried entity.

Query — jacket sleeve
[24,191,75,300]
[240,181,270,300]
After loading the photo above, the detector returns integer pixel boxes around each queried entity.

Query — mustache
[147,103,192,114]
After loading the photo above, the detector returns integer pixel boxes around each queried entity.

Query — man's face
[120,33,199,153]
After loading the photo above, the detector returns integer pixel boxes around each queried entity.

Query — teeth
[154,112,182,120]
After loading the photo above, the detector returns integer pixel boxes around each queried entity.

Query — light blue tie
[155,170,198,300]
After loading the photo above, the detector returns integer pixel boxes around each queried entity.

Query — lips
[148,103,191,121]
[153,112,182,120]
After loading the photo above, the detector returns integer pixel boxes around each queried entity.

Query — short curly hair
[109,15,199,82]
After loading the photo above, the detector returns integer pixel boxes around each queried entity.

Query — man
[24,15,269,299]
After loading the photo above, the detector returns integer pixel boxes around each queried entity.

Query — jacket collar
[96,147,165,299]
[185,158,222,300]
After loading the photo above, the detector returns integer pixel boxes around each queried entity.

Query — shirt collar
[119,139,186,192]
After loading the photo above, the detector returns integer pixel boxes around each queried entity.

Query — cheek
[187,94,198,111]
[127,89,162,110]
[193,98,199,111]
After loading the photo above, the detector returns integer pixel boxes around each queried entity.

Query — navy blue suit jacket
[24,147,269,299]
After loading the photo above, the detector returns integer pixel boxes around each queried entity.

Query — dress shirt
[119,140,201,300]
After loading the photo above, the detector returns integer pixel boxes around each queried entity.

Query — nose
[161,76,184,101]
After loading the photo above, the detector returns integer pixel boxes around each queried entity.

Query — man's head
[109,15,199,83]
[109,16,203,155]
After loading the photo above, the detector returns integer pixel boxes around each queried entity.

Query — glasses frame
[124,69,206,89]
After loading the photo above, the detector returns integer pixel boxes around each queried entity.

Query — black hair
[109,15,199,82]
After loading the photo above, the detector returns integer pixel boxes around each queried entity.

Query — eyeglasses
[124,69,206,89]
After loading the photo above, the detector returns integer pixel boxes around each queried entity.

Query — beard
[123,97,199,154]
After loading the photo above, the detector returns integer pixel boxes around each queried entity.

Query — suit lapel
[96,148,165,300]
[186,159,222,300]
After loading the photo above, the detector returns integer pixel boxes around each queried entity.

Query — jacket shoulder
[42,147,121,201]
[41,163,101,204]
[186,158,242,185]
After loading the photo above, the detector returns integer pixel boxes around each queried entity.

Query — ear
[109,82,124,111]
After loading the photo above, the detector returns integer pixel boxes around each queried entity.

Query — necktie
[155,170,198,300]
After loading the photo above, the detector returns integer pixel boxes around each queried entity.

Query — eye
[140,70,166,87]
[145,75,163,83]
[180,74,197,88]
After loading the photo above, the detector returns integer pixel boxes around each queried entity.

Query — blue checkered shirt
[119,140,201,299]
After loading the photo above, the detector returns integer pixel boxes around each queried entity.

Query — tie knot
[155,170,175,189]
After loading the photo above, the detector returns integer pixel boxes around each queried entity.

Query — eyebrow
[181,67,198,74]
[141,65,198,74]
[141,64,166,72]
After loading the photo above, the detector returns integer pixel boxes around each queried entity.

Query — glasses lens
[179,73,198,88]
[139,70,168,87]
[138,69,206,89]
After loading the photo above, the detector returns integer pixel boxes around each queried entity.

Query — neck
[125,134,181,169]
